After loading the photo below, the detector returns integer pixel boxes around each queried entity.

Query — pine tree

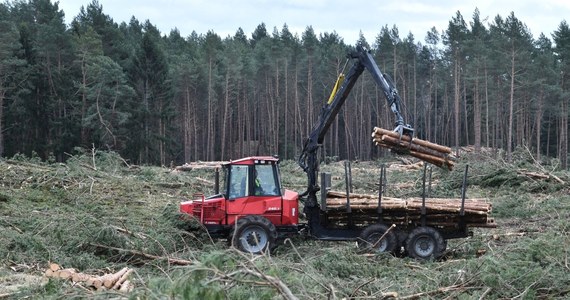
[444,11,469,154]
[553,21,570,169]
[0,6,26,157]
[129,24,171,164]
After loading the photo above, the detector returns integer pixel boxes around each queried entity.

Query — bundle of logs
[325,191,495,228]
[372,127,455,170]
[44,263,134,292]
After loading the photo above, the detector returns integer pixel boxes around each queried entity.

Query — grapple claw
[393,124,415,140]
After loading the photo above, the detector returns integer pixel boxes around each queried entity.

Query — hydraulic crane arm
[298,45,413,208]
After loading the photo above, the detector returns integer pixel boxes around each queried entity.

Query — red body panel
[281,189,299,225]
[180,189,299,226]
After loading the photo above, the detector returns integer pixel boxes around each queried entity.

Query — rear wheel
[231,215,277,254]
[358,224,398,253]
[405,226,445,260]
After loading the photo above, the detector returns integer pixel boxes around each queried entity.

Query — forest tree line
[0,0,569,169]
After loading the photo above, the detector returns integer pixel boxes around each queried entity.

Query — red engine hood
[180,195,225,215]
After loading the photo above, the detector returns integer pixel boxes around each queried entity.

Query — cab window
[253,164,280,196]
[228,165,248,199]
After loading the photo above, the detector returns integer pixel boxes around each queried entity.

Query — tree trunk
[284,60,289,158]
[159,97,164,166]
[294,66,301,157]
[183,86,191,162]
[454,51,460,156]
[306,55,313,141]
[560,96,568,169]
[0,90,4,157]
[413,54,417,132]
[274,59,280,156]
[80,54,88,146]
[507,50,515,162]
[144,79,150,163]
[474,65,481,151]
[485,66,490,148]
[221,71,230,161]
[192,86,198,161]
[434,65,438,144]
[207,58,213,161]
[535,87,543,161]
[463,74,469,145]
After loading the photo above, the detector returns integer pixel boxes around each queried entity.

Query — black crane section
[298,45,413,217]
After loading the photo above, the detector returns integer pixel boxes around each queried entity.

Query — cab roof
[225,156,279,165]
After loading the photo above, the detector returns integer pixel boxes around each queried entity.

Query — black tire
[231,215,278,254]
[357,224,398,253]
[405,226,446,260]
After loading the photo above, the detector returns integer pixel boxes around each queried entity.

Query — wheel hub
[240,225,268,253]
[369,234,388,252]
[246,231,262,246]
[415,236,434,256]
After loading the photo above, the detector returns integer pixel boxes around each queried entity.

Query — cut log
[174,161,223,171]
[112,269,133,290]
[57,268,77,280]
[373,127,452,153]
[104,267,129,289]
[119,280,133,292]
[90,277,104,289]
[72,272,92,283]
[327,191,378,198]
[380,135,448,159]
[44,263,134,292]
[408,150,455,169]
[372,127,454,170]
[49,263,61,272]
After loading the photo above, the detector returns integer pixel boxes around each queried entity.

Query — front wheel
[231,215,277,254]
[405,226,446,260]
[358,224,398,253]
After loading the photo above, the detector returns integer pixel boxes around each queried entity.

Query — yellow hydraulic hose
[327,73,345,104]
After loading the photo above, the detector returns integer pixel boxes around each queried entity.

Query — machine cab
[223,156,298,226]
[226,156,282,199]
[180,156,298,228]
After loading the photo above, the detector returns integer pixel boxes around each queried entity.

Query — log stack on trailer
[324,191,495,229]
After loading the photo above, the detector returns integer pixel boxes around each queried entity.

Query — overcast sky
[58,0,569,45]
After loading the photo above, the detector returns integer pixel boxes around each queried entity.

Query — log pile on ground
[372,127,455,170]
[325,191,495,228]
[174,161,223,171]
[44,263,134,292]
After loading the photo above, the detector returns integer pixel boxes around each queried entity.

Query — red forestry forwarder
[180,45,491,259]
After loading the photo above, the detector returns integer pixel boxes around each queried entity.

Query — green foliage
[480,168,524,187]
[1,1,570,296]
[170,274,226,300]
[0,192,11,202]
[1,152,570,298]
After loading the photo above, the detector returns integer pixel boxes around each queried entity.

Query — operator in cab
[253,168,266,195]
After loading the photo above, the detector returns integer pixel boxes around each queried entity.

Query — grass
[1,149,569,299]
